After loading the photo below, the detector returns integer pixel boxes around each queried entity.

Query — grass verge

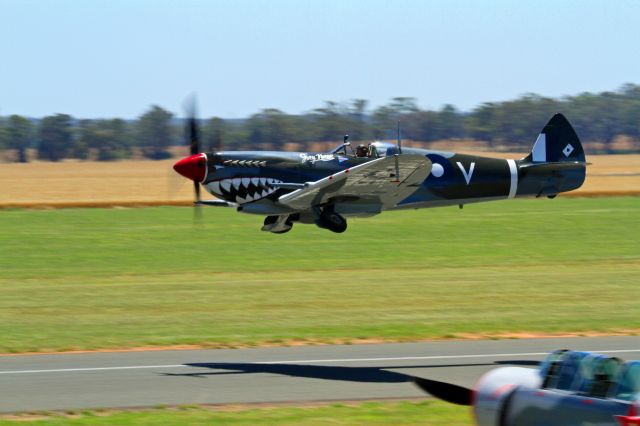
[0,401,472,425]
[0,197,638,353]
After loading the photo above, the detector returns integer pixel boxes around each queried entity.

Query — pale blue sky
[1,0,638,118]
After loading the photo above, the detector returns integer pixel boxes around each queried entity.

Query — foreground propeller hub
[173,153,207,182]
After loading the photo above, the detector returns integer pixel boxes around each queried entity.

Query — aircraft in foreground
[415,349,640,426]
[173,113,587,233]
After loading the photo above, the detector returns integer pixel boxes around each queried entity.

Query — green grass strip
[0,197,638,353]
[0,401,472,426]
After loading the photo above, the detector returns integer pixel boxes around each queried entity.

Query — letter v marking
[456,162,475,185]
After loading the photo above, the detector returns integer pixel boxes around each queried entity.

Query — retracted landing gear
[315,206,347,233]
[262,215,293,234]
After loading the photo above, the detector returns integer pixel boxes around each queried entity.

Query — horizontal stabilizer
[519,161,590,170]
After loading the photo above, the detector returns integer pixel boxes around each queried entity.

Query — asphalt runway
[1,336,639,413]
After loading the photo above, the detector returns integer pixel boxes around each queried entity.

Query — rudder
[525,113,585,164]
[518,113,587,196]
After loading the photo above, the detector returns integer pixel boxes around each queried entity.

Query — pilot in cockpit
[355,143,379,159]
[355,144,369,158]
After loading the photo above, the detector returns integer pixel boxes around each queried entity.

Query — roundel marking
[431,163,444,178]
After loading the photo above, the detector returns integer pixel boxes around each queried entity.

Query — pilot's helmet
[356,144,368,157]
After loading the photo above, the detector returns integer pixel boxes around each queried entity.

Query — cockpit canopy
[329,141,399,158]
[539,350,640,401]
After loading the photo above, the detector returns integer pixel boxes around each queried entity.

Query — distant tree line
[1,83,639,162]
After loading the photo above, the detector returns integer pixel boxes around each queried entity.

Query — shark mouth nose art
[205,177,283,204]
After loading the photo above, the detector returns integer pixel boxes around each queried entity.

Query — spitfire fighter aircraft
[415,349,640,426]
[173,113,587,233]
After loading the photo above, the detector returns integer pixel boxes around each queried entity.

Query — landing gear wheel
[316,209,347,233]
[263,215,278,226]
[263,215,293,234]
[271,225,292,234]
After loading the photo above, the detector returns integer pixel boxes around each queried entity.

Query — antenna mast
[394,121,402,182]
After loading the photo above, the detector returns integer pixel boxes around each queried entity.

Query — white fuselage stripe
[507,159,518,199]
[3,349,640,375]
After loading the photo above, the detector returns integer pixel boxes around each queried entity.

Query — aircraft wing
[277,154,431,211]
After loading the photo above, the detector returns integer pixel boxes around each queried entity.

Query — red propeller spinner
[173,153,207,182]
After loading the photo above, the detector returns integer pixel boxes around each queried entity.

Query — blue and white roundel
[426,154,454,184]
[431,163,444,178]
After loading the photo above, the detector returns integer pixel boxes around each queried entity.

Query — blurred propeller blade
[193,180,202,224]
[194,179,201,202]
[183,94,204,224]
[189,116,199,156]
[184,95,200,156]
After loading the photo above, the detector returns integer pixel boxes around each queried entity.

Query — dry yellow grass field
[0,160,190,207]
[0,154,638,207]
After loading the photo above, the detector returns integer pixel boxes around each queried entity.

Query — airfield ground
[0,154,639,207]
[1,197,638,354]
[0,400,470,425]
[0,158,638,423]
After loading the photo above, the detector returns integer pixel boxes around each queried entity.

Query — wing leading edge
[277,154,431,211]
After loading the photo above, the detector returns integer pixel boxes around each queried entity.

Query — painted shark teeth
[232,178,242,190]
[205,177,283,205]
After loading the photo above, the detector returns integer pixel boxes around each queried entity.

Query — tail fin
[519,113,587,196]
[525,113,586,164]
